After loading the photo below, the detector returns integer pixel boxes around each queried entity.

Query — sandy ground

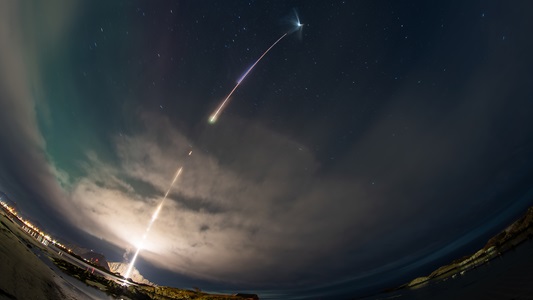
[0,212,111,300]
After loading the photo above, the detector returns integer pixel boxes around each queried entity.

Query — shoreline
[398,206,533,290]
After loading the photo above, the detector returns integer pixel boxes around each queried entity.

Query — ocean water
[374,239,533,300]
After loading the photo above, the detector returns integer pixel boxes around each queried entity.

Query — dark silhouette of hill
[80,250,111,271]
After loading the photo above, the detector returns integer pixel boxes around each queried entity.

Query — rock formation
[108,262,154,285]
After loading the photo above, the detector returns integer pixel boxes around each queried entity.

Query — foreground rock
[0,214,86,300]
[0,214,64,299]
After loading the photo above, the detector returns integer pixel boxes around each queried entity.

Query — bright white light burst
[290,8,304,38]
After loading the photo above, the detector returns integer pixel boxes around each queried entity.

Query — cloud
[65,114,372,284]
[51,111,425,287]
[0,1,79,221]
[62,106,505,286]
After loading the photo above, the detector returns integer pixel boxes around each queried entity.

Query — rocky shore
[404,206,533,288]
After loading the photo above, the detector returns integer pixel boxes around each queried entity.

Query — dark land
[367,206,533,300]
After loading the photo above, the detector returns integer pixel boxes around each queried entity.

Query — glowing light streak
[124,167,183,282]
[208,32,290,124]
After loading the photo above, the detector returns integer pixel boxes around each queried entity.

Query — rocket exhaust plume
[123,167,183,282]
[208,11,303,124]
[208,33,286,124]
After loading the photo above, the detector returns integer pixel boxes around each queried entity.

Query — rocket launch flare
[164,167,183,198]
[124,166,184,282]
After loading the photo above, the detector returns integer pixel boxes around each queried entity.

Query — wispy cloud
[63,114,375,284]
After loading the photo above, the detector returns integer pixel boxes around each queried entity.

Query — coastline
[401,206,533,290]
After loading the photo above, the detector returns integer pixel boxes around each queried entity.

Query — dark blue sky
[1,1,533,299]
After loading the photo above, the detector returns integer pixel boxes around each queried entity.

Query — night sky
[2,1,533,299]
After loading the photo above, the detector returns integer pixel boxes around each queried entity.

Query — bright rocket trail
[123,13,304,282]
[208,24,303,124]
[124,167,183,281]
